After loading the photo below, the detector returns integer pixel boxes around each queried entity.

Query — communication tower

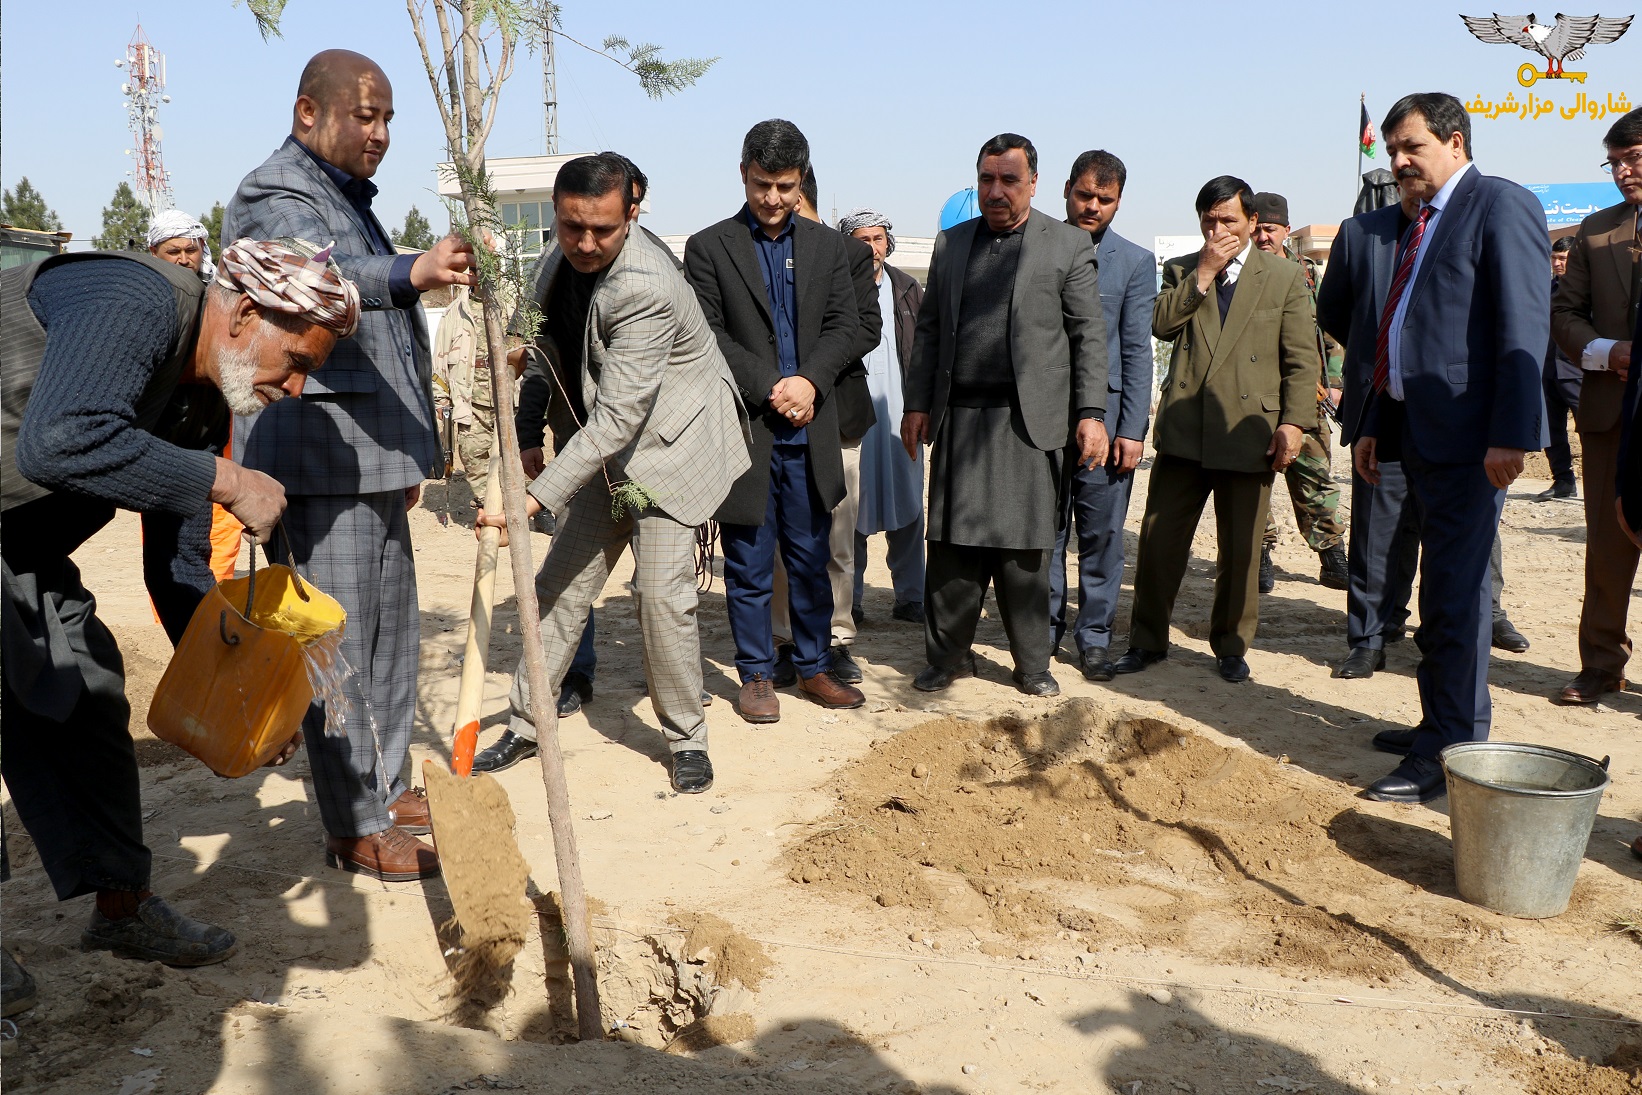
[541,29,559,154]
[115,25,174,216]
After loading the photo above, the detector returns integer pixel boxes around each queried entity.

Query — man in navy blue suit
[1048,150,1157,680]
[1350,92,1549,803]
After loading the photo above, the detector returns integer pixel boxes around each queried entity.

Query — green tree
[390,204,437,250]
[96,182,150,251]
[199,201,226,260]
[2,177,64,232]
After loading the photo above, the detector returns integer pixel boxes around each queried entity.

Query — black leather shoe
[1372,727,1416,756]
[773,643,798,687]
[828,644,863,683]
[472,730,538,774]
[891,600,925,624]
[913,657,976,692]
[670,750,714,794]
[1012,670,1060,697]
[1258,543,1275,594]
[82,895,237,967]
[1080,645,1115,682]
[1318,544,1349,590]
[1217,655,1250,683]
[1492,618,1530,653]
[1336,647,1386,679]
[1536,480,1577,501]
[1113,647,1167,674]
[1363,754,1446,803]
[556,671,594,716]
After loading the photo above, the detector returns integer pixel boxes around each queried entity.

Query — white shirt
[1386,162,1475,401]
[1580,204,1641,372]
[1219,240,1253,286]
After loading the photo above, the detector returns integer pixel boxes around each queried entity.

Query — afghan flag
[1360,102,1377,158]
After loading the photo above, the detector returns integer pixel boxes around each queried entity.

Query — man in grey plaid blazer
[475,154,750,794]
[225,50,476,879]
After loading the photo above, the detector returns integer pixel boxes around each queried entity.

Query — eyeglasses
[1600,150,1642,175]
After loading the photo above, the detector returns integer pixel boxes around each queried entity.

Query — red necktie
[1371,206,1434,395]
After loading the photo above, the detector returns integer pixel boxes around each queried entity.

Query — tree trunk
[466,184,604,1041]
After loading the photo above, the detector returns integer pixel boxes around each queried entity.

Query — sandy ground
[3,450,1640,1095]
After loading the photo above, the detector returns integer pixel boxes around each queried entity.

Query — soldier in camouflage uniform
[1251,193,1349,592]
[432,284,503,506]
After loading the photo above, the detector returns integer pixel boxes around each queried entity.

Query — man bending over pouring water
[0,238,356,1016]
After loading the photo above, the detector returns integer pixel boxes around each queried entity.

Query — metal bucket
[1441,742,1610,919]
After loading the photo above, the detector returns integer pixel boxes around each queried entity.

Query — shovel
[423,456,533,987]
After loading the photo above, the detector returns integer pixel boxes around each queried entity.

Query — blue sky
[3,1,1636,252]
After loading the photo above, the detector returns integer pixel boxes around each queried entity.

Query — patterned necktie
[1371,206,1434,395]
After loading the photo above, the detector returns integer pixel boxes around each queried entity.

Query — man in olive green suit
[1116,176,1317,683]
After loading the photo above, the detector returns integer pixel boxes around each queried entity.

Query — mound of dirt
[670,912,771,991]
[1497,1043,1642,1095]
[784,699,1629,985]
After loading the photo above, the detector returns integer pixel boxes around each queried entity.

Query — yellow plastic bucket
[148,542,345,778]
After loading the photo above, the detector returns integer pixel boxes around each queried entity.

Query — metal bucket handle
[219,522,311,646]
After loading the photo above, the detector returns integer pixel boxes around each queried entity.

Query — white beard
[214,340,273,416]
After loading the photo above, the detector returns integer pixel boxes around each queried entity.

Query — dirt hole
[533,897,767,1052]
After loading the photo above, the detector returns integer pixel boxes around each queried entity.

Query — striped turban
[146,210,216,281]
[836,208,895,256]
[216,237,361,338]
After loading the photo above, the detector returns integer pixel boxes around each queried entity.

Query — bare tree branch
[406,0,463,153]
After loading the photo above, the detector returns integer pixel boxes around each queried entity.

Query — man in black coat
[684,119,865,724]
[769,167,884,688]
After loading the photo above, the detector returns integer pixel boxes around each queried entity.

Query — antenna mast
[542,29,559,155]
[117,24,174,216]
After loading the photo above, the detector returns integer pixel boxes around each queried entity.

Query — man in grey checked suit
[1047,150,1157,681]
[476,153,750,794]
[226,50,476,879]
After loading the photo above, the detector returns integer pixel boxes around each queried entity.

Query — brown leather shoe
[389,787,431,835]
[325,826,441,881]
[798,672,865,710]
[1632,834,1642,862]
[1557,669,1627,705]
[737,676,780,724]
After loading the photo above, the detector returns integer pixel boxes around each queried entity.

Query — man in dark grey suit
[1047,150,1157,681]
[226,50,475,880]
[1319,199,1422,679]
[902,133,1108,697]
